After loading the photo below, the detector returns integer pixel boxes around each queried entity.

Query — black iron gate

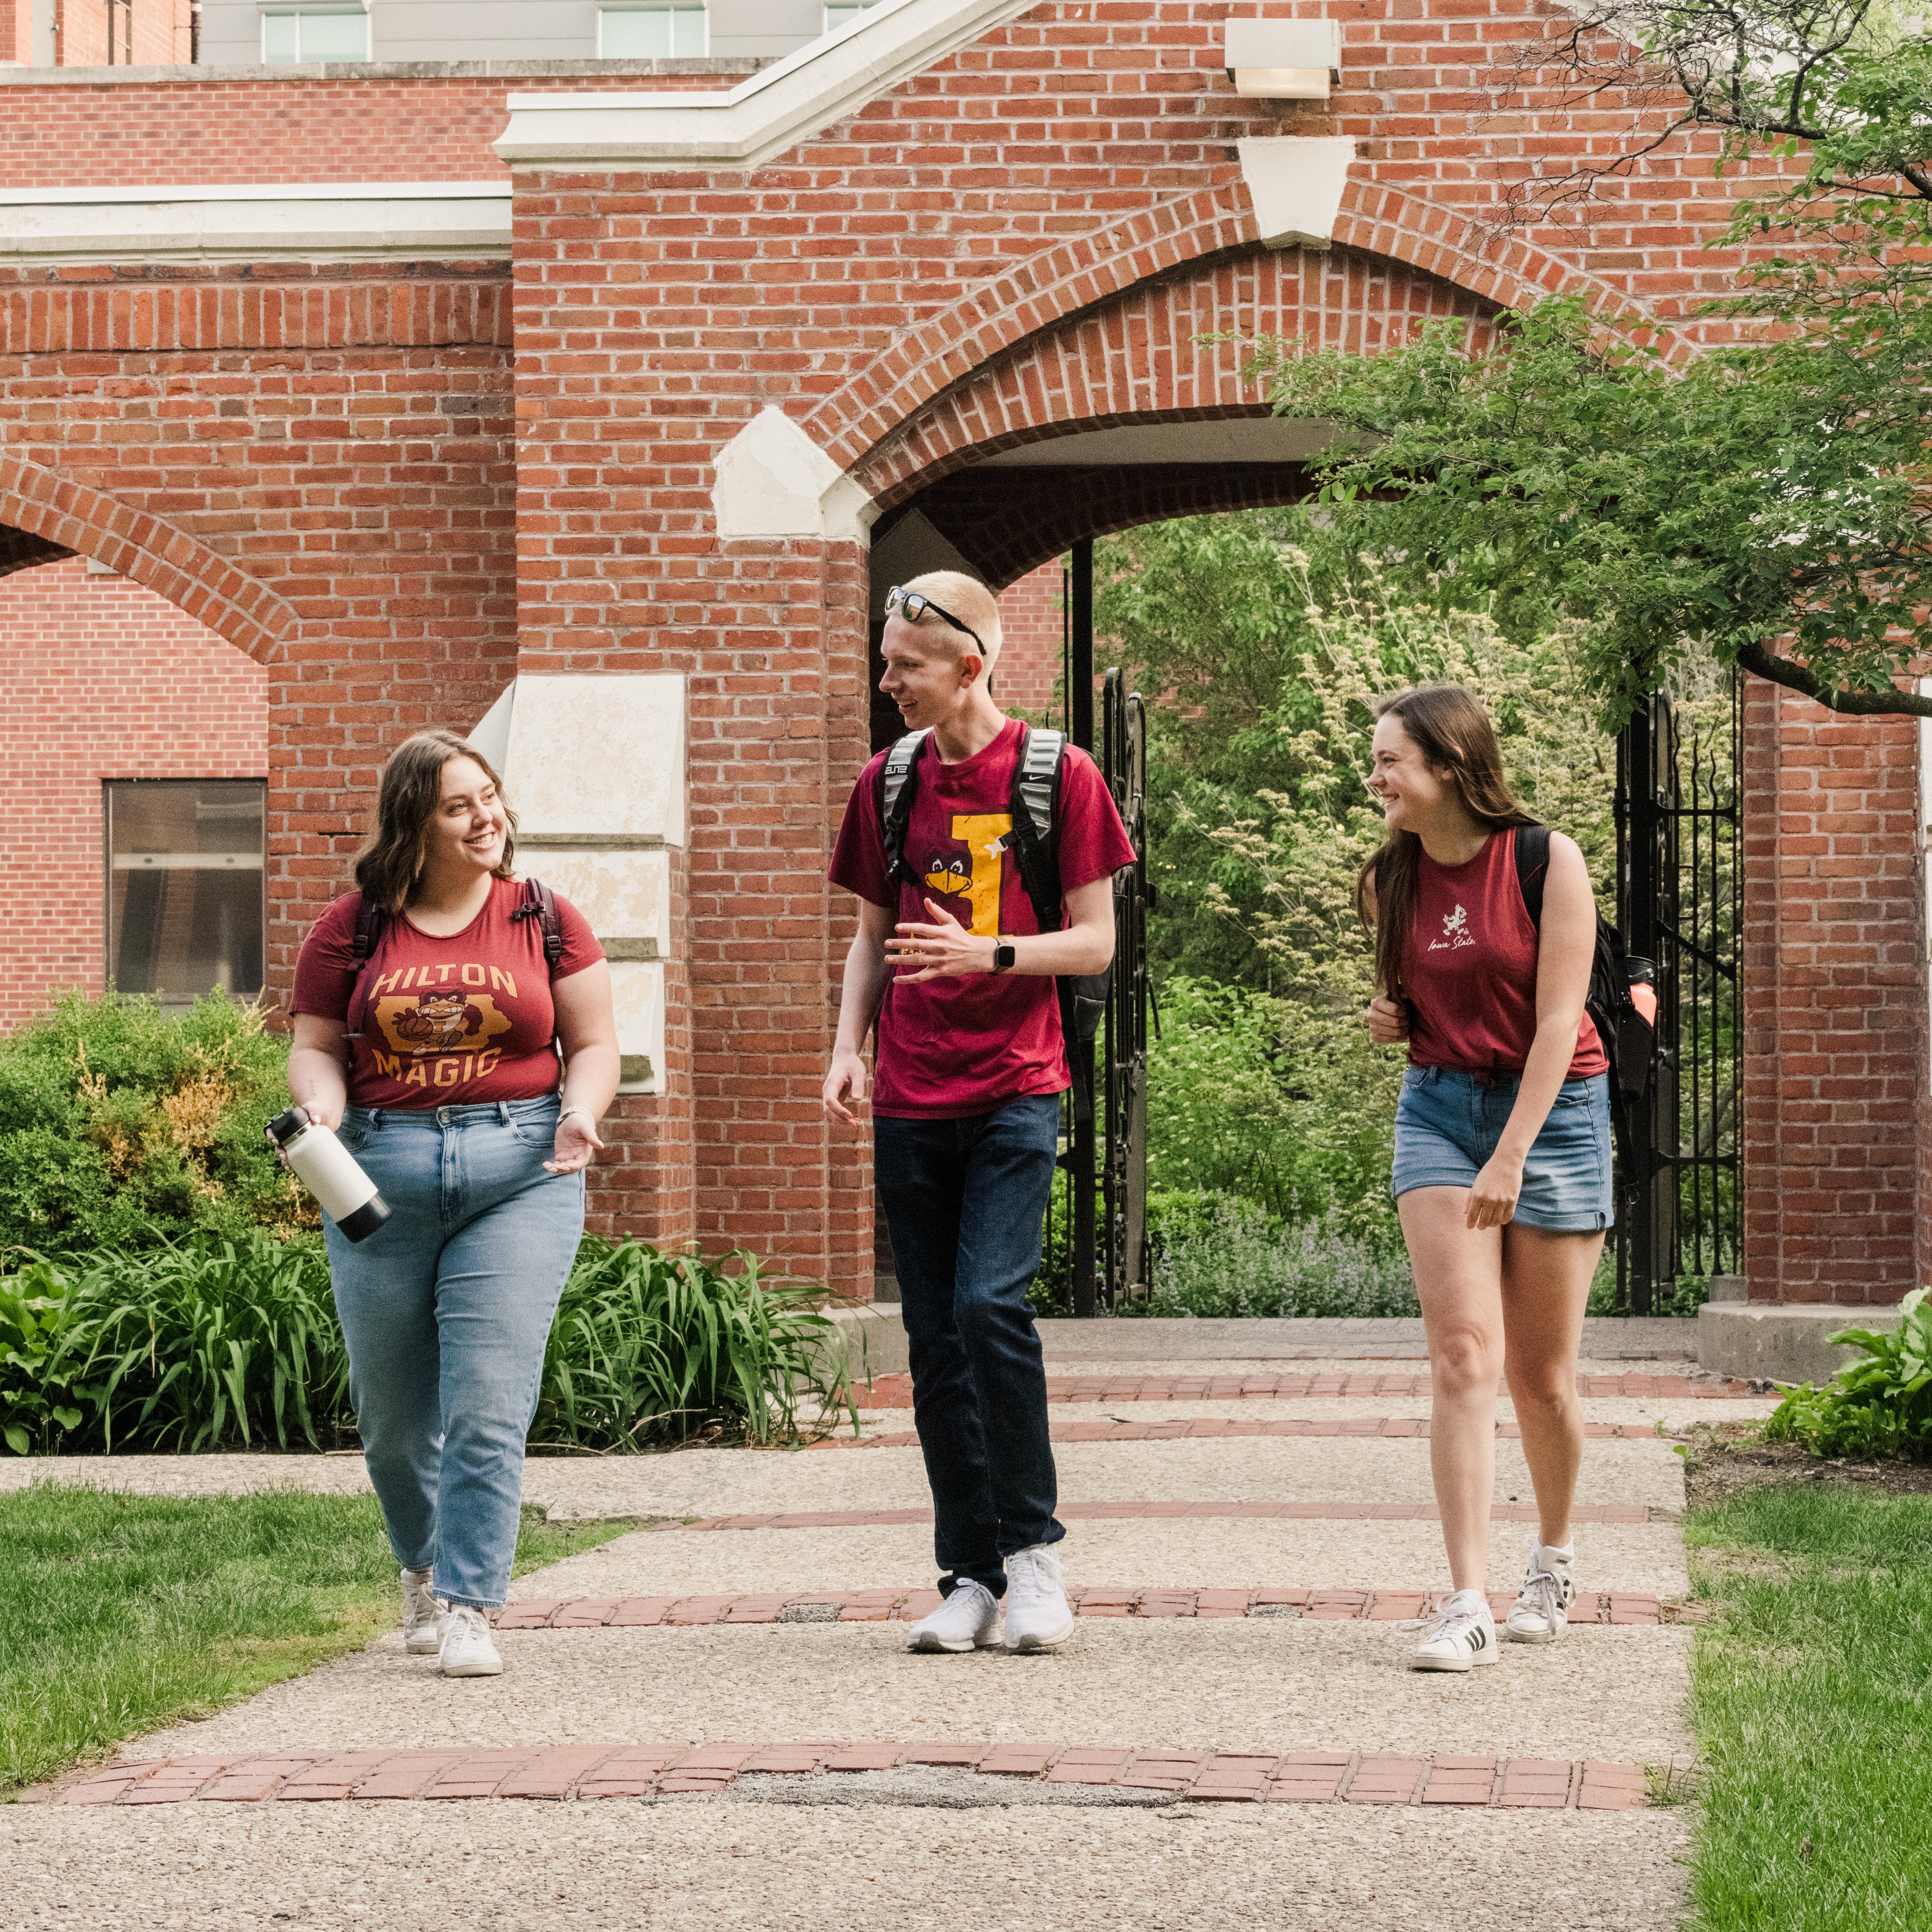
[1055,541,1151,1315]
[1613,684,1742,1313]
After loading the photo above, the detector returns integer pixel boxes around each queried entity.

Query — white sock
[1446,1587,1490,1615]
[1538,1542,1575,1566]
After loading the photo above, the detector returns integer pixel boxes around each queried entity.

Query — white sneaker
[1002,1543,1074,1653]
[1410,1590,1501,1672]
[401,1567,446,1655]
[1506,1544,1576,1644]
[438,1604,503,1677]
[907,1580,1001,1652]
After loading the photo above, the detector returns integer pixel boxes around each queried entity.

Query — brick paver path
[862,1372,1755,1406]
[646,1499,1667,1532]
[42,1744,1648,1811]
[840,1417,1683,1447]
[490,1586,1668,1628]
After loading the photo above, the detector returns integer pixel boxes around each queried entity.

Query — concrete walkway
[5,1333,1772,1930]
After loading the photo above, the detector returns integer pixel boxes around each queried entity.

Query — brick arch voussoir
[803,182,1258,472]
[1328,181,1663,342]
[813,176,1679,503]
[0,456,297,666]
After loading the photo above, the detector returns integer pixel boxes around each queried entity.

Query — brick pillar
[1742,676,1926,1304]
[510,173,873,1295]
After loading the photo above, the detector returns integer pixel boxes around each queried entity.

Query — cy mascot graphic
[374,988,514,1057]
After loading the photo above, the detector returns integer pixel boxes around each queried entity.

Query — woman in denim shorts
[1357,686,1611,1674]
[287,731,618,1679]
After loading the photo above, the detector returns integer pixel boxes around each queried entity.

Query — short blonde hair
[895,570,1003,677]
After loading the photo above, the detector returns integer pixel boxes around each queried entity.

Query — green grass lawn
[0,1484,629,1797]
[1686,1486,1932,1930]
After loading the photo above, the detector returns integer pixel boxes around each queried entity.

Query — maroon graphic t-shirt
[292,877,605,1108]
[1402,827,1608,1081]
[829,718,1138,1119]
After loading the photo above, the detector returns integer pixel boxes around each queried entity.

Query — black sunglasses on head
[884,583,987,656]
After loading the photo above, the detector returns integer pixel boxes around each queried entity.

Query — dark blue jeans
[874,1093,1065,1598]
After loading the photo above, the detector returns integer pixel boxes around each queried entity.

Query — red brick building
[0,2,1920,1308]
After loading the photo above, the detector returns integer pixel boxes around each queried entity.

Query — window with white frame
[105,781,266,1012]
[597,6,707,57]
[261,9,371,62]
[826,2,882,29]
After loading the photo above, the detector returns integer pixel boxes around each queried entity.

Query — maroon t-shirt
[1402,827,1608,1081]
[292,876,605,1108]
[829,718,1138,1119]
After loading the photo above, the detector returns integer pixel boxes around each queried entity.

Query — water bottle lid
[265,1105,312,1148]
[1625,955,1656,982]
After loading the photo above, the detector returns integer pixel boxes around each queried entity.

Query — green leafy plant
[0,1233,855,1457]
[1763,1288,1932,1460]
[0,1260,96,1456]
[532,1237,856,1451]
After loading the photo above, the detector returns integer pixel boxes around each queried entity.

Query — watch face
[996,943,1016,971]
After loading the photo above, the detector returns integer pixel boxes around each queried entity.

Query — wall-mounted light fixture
[1224,18,1343,100]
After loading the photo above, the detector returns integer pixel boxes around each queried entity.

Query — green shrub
[1126,1192,1419,1320]
[533,1236,855,1451]
[0,990,309,1256]
[0,1233,852,1457]
[1763,1288,1932,1461]
[1148,976,1400,1241]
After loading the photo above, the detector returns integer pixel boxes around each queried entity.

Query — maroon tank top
[1400,827,1608,1080]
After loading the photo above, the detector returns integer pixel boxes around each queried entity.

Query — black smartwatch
[992,942,1016,973]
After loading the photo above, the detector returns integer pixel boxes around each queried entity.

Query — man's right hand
[822,1050,869,1126]
[1367,996,1412,1046]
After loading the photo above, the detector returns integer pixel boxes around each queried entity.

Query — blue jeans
[325,1096,583,1609]
[873,1093,1064,1597]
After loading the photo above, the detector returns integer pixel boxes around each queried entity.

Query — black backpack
[1512,825,1656,1166]
[879,725,1109,1121]
[347,877,564,1038]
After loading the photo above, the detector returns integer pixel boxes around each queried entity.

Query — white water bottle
[265,1106,392,1244]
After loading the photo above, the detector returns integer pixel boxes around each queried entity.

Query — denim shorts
[1391,1066,1614,1233]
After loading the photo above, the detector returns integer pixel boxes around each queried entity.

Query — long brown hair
[353,729,518,912]
[1354,685,1535,997]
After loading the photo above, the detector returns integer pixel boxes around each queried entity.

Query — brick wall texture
[993,563,1063,722]
[0,557,266,1031]
[0,1,1915,1300]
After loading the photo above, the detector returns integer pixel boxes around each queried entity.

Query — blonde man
[823,571,1135,1653]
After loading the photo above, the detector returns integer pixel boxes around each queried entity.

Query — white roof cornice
[493,0,1044,172]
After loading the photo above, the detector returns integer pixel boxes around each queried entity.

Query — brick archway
[852,244,1498,512]
[809,177,1659,491]
[0,454,297,666]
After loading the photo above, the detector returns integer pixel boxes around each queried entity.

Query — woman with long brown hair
[287,731,618,1678]
[1358,686,1611,1672]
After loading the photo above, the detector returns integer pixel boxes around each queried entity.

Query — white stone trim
[0,181,511,263]
[494,0,1042,171]
[712,407,876,545]
[1237,137,1357,251]
[502,672,688,848]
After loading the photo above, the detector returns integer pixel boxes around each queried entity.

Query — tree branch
[1734,638,1932,714]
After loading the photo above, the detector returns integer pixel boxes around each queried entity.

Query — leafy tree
[1243,1,1932,724]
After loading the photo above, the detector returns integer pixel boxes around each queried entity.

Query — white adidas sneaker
[438,1604,504,1678]
[1410,1590,1501,1672]
[400,1566,446,1655]
[1002,1543,1074,1653]
[907,1579,1001,1652]
[1506,1544,1576,1644]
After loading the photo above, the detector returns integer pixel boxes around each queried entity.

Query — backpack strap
[1513,824,1552,928]
[345,891,391,1039]
[511,875,565,969]
[878,728,931,887]
[1007,724,1066,934]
